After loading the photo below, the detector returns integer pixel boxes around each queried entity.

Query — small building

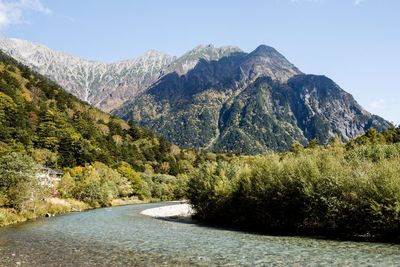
[36,166,63,188]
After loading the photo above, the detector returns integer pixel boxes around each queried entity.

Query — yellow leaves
[0,92,16,123]
[159,162,170,174]
[31,148,58,165]
[170,144,181,155]
[21,88,32,102]
[112,135,123,146]
[118,120,130,130]
[64,108,75,119]
[69,166,85,177]
[96,123,110,135]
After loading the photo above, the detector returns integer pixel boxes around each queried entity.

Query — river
[0,202,400,266]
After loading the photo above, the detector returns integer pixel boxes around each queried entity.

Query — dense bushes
[188,143,400,241]
[0,152,60,226]
[0,152,44,211]
[57,161,189,207]
[141,173,189,201]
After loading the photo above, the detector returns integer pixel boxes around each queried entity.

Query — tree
[31,148,58,167]
[291,142,304,155]
[307,138,319,149]
[0,152,44,211]
[72,167,106,207]
[58,172,75,198]
[116,162,148,199]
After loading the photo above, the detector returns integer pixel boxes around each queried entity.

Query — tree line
[188,127,400,242]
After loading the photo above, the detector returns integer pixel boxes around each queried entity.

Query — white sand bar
[141,203,194,218]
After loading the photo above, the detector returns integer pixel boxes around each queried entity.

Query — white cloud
[370,99,385,109]
[0,0,51,29]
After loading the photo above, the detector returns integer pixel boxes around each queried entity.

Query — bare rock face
[0,39,242,112]
[0,38,175,112]
[239,45,302,82]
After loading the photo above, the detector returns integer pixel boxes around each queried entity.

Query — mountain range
[0,38,390,153]
[0,38,240,112]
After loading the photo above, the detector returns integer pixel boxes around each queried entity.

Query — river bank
[0,197,148,227]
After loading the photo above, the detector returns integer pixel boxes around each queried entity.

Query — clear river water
[1,202,400,266]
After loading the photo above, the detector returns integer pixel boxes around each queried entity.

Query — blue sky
[0,0,399,124]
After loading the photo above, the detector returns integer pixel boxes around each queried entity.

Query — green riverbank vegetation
[188,128,400,242]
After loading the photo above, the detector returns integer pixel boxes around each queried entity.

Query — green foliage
[0,152,45,211]
[65,162,131,207]
[188,143,400,241]
[141,173,187,201]
[116,162,148,199]
[0,52,192,224]
[188,162,239,219]
[58,172,75,199]
[347,127,400,148]
[117,65,391,155]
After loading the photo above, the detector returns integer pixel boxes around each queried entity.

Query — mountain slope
[0,38,173,111]
[0,50,191,173]
[0,38,243,112]
[114,46,390,153]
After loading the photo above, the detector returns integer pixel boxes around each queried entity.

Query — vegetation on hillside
[188,128,400,241]
[0,51,222,225]
[115,51,390,155]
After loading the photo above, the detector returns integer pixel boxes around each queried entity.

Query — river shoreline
[1,200,192,228]
[0,197,149,228]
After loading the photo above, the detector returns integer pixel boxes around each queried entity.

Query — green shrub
[141,173,188,201]
[188,145,400,240]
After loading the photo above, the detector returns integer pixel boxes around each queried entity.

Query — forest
[0,51,222,225]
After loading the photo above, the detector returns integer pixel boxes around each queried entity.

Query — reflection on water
[1,202,400,266]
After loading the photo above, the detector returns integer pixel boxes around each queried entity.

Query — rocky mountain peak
[162,44,243,76]
[140,49,171,61]
[237,45,302,82]
[250,44,279,56]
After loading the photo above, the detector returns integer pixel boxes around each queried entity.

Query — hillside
[0,50,201,173]
[114,45,390,153]
[0,50,221,225]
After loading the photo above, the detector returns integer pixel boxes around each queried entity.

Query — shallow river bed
[1,202,400,266]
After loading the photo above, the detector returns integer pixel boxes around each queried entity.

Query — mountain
[0,38,242,112]
[113,45,390,153]
[0,49,192,173]
[0,39,390,153]
[0,38,173,111]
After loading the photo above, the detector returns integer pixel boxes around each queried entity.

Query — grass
[0,198,90,227]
